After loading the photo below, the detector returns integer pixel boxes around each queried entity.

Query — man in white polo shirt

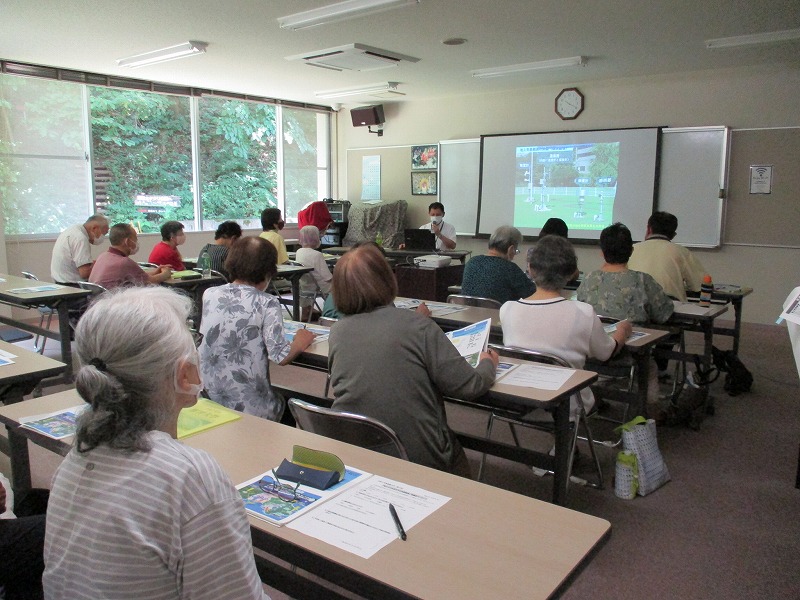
[50,214,109,284]
[419,202,457,251]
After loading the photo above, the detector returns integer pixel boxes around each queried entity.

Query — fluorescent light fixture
[705,28,800,49]
[117,41,208,68]
[279,0,419,31]
[315,82,401,99]
[470,56,587,79]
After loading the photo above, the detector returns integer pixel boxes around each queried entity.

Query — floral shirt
[198,284,291,421]
[576,269,674,325]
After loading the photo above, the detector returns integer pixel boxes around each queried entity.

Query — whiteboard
[658,127,728,248]
[439,139,480,235]
[437,127,729,247]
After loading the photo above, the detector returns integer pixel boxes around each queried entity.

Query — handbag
[616,416,670,496]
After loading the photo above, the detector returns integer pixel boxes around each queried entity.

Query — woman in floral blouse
[577,222,674,325]
[198,236,315,422]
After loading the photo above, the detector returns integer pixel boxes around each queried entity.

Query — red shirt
[148,241,184,271]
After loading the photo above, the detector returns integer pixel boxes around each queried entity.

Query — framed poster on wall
[411,171,437,195]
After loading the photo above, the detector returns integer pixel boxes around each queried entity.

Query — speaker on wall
[350,104,385,127]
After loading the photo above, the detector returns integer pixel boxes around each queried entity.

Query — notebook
[404,228,436,251]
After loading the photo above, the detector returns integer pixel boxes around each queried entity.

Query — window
[282,107,330,222]
[0,67,332,237]
[198,97,277,231]
[90,88,193,234]
[0,75,91,236]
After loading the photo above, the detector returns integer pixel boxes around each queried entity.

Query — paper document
[237,465,370,526]
[288,475,451,559]
[394,298,468,317]
[177,398,241,439]
[603,323,649,342]
[673,300,715,316]
[495,361,518,380]
[498,363,575,390]
[283,320,330,343]
[20,405,86,439]
[779,287,800,326]
[0,349,18,359]
[445,318,491,367]
[0,357,14,367]
[6,284,63,294]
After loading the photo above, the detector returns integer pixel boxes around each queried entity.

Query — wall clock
[555,87,584,120]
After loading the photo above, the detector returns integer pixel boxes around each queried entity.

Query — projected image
[513,142,620,231]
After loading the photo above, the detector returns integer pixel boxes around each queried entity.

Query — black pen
[389,503,407,541]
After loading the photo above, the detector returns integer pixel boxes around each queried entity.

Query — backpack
[712,346,753,396]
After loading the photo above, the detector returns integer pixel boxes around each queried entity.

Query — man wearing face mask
[420,202,457,251]
[50,214,109,284]
[89,224,173,290]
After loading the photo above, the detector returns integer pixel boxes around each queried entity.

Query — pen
[389,503,407,541]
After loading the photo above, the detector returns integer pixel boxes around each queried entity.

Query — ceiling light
[315,82,401,99]
[470,56,587,79]
[117,41,208,68]
[705,27,800,49]
[279,0,419,31]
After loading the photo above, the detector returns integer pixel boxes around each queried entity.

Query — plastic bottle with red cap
[699,274,713,307]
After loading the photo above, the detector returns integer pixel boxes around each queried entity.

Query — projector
[413,255,451,268]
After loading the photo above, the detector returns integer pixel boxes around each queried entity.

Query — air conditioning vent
[286,43,419,72]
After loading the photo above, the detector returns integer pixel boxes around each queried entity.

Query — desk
[0,273,90,382]
[0,390,609,600]
[394,263,465,303]
[163,273,226,325]
[0,341,65,491]
[325,246,471,265]
[710,286,753,357]
[283,325,597,505]
[275,264,314,321]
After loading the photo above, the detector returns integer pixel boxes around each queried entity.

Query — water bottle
[375,231,383,247]
[198,248,211,277]
[699,274,713,307]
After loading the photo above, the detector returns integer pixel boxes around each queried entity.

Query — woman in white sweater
[295,225,333,321]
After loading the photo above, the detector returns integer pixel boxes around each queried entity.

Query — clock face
[555,88,584,120]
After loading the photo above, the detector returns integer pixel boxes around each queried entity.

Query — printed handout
[497,363,575,390]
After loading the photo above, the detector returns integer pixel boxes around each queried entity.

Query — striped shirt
[44,430,268,600]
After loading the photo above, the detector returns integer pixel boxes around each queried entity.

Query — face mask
[175,352,203,398]
[277,220,285,231]
[92,233,106,246]
[430,216,443,225]
[129,241,140,255]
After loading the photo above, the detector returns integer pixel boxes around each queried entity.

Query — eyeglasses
[515,248,521,255]
[258,471,300,502]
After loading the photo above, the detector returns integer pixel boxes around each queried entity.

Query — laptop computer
[404,229,436,251]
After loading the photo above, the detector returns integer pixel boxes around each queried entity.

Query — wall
[335,64,800,325]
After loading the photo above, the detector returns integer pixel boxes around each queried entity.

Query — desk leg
[634,349,651,418]
[552,399,570,506]
[291,278,301,321]
[56,302,74,381]
[6,426,32,495]
[731,297,743,356]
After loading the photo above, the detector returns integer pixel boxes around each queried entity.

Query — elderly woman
[199,236,314,421]
[198,220,242,280]
[295,225,333,321]
[328,244,498,476]
[148,220,186,271]
[43,287,267,599]
[577,222,674,325]
[500,235,632,416]
[460,225,535,304]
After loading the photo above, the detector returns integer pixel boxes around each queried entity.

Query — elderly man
[89,224,172,289]
[50,214,109,284]
[628,211,706,302]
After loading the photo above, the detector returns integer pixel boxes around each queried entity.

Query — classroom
[1,2,799,599]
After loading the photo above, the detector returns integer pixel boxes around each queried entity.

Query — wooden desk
[707,286,753,357]
[0,390,610,600]
[283,323,597,505]
[163,273,226,325]
[0,273,90,381]
[394,263,465,303]
[0,341,65,491]
[325,246,471,265]
[275,264,314,321]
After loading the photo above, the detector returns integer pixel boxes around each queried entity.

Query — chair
[288,398,409,460]
[137,262,159,269]
[446,294,502,309]
[477,345,604,492]
[318,316,338,327]
[192,268,228,282]
[78,281,108,296]
[20,271,54,354]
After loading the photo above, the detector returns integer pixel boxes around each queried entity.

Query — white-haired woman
[43,287,268,600]
[295,225,332,321]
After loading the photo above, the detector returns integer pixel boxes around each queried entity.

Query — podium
[394,264,464,303]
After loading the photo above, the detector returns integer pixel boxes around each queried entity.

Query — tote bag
[617,416,671,496]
